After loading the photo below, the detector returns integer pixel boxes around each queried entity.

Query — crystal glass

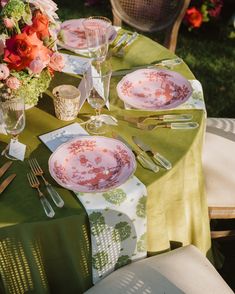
[84,62,112,134]
[83,16,112,63]
[1,97,26,160]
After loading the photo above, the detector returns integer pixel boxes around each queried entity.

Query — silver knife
[0,161,12,178]
[112,133,159,173]
[132,136,172,170]
[0,173,16,194]
[112,58,182,77]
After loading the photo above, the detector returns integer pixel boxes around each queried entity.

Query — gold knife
[0,174,16,194]
[0,161,12,178]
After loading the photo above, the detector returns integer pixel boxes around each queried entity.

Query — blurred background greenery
[56,0,235,117]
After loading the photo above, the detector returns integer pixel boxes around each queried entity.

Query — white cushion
[85,245,233,294]
[203,118,235,207]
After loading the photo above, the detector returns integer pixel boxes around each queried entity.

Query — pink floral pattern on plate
[59,18,117,50]
[49,136,136,192]
[116,68,193,110]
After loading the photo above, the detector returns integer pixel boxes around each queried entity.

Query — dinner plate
[58,18,117,54]
[49,136,136,193]
[116,68,193,110]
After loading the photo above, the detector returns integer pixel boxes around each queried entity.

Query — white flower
[28,0,59,23]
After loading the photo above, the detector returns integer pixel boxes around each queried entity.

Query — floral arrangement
[184,0,224,30]
[0,0,65,105]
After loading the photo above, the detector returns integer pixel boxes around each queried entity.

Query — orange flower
[184,7,203,29]
[4,32,51,71]
[23,10,50,40]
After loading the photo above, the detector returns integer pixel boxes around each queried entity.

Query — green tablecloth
[0,34,211,293]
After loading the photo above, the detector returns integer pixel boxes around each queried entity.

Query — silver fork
[29,158,64,208]
[27,172,55,218]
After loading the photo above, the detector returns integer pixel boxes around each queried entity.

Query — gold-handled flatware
[28,158,64,208]
[0,173,16,194]
[27,172,55,218]
[116,114,193,124]
[112,58,183,77]
[132,136,172,170]
[0,161,12,178]
[112,132,159,173]
[137,122,199,131]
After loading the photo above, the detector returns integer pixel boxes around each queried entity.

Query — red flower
[4,32,51,71]
[184,7,203,28]
[23,10,50,40]
[208,0,223,18]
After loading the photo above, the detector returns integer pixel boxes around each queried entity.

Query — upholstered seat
[203,118,235,238]
[85,245,233,293]
[110,0,190,52]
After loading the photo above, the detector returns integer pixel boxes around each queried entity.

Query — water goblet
[84,63,112,134]
[1,97,26,160]
[83,16,112,63]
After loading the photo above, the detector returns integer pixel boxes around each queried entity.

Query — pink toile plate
[49,136,136,193]
[116,68,193,110]
[59,18,117,52]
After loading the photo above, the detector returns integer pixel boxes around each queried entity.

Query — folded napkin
[39,122,147,284]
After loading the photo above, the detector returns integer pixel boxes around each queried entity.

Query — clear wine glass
[1,97,26,160]
[84,62,112,134]
[83,16,112,63]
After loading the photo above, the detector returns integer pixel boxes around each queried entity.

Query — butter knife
[112,133,159,173]
[132,136,172,170]
[112,58,182,77]
[0,161,12,178]
[0,173,16,194]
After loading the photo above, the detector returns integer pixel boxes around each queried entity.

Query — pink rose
[6,76,21,90]
[3,18,14,29]
[49,53,65,71]
[0,40,5,56]
[1,0,8,7]
[0,64,10,80]
[29,58,45,74]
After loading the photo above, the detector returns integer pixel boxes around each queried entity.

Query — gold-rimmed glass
[83,16,112,63]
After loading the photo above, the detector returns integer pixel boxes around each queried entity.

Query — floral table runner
[40,123,147,284]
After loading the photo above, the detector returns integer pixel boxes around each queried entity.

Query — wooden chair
[110,0,190,52]
[203,118,235,239]
[85,245,233,293]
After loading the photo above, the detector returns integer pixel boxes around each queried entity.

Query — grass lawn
[57,0,235,117]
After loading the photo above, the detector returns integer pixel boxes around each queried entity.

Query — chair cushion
[85,245,233,294]
[203,118,235,207]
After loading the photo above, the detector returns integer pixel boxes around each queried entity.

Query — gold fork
[27,172,55,218]
[28,158,64,208]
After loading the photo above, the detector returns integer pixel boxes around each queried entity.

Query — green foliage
[13,69,52,105]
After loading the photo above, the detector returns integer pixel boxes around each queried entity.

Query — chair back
[110,0,190,52]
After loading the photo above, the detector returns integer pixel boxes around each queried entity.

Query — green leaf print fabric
[76,176,147,284]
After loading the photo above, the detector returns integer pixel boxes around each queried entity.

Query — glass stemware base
[86,116,107,135]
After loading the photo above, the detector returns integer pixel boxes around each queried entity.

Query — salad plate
[116,68,193,110]
[59,18,117,54]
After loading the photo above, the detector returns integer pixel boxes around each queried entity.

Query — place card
[9,139,26,161]
[78,65,110,111]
